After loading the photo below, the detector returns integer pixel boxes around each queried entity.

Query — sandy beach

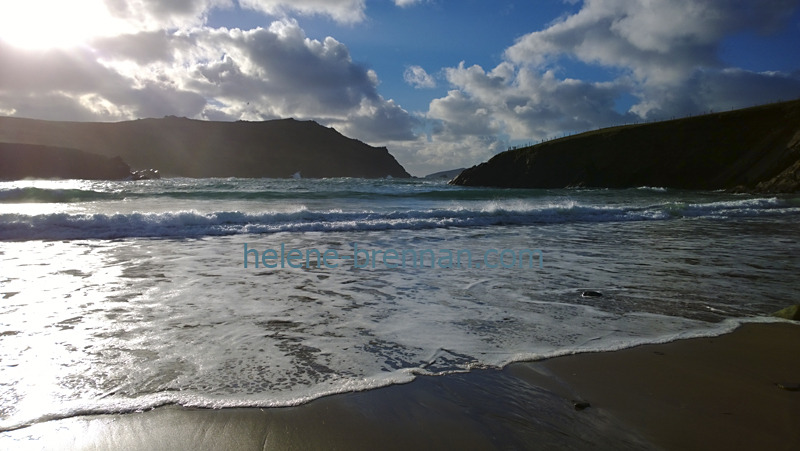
[1,321,797,450]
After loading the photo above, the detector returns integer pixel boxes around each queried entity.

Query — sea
[1,176,799,431]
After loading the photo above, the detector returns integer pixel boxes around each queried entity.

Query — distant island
[451,100,800,193]
[0,116,410,179]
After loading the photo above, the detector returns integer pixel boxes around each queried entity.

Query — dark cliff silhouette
[0,143,132,180]
[0,116,410,179]
[452,100,800,193]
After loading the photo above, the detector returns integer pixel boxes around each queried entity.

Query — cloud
[427,61,633,141]
[239,0,367,24]
[201,22,381,116]
[0,19,417,143]
[1,0,798,177]
[101,0,370,30]
[428,89,499,138]
[632,68,800,118]
[102,0,234,31]
[92,31,185,64]
[414,0,800,174]
[394,0,423,7]
[403,65,436,88]
[389,134,506,177]
[0,39,209,121]
[505,0,799,85]
[335,97,419,142]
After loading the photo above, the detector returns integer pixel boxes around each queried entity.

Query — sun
[0,0,125,49]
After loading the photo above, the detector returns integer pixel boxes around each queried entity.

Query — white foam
[2,194,798,241]
[1,179,798,431]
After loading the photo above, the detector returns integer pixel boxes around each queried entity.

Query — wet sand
[530,321,800,450]
[1,322,798,450]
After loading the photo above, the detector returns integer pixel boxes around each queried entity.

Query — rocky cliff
[0,143,132,180]
[452,100,800,192]
[0,116,410,179]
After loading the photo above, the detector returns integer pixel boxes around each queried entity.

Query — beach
[2,322,797,450]
[2,178,799,449]
[2,1,799,448]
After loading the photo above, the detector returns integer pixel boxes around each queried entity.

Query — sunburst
[0,0,126,49]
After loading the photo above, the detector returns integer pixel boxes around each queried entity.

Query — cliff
[423,168,466,180]
[0,116,410,179]
[451,100,800,192]
[0,142,132,180]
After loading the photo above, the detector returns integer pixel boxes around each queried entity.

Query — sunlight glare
[0,0,125,49]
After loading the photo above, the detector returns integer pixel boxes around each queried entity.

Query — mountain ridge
[0,116,410,179]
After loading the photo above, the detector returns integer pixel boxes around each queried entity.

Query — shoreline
[2,322,798,450]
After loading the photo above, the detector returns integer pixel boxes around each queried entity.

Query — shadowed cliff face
[0,143,132,180]
[452,100,800,193]
[0,117,410,179]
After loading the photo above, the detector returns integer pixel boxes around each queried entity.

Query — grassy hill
[0,116,410,179]
[451,100,800,192]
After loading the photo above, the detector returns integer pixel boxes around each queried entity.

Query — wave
[0,187,120,203]
[0,316,771,433]
[0,186,552,203]
[1,197,797,241]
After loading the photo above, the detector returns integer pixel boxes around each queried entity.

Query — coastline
[2,322,798,450]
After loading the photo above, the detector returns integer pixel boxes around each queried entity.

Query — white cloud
[101,0,370,31]
[389,134,505,177]
[410,0,800,175]
[428,89,499,137]
[394,0,423,7]
[239,0,367,24]
[334,97,419,142]
[102,0,234,31]
[427,61,633,142]
[505,0,798,85]
[403,65,436,89]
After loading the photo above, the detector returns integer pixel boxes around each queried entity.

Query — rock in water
[772,305,800,321]
[129,169,161,180]
[573,401,591,410]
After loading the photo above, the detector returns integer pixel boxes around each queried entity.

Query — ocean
[1,177,799,431]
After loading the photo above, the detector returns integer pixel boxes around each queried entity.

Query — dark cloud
[636,68,800,119]
[0,92,109,121]
[91,31,183,64]
[230,24,380,113]
[0,43,124,93]
[0,16,416,143]
[0,39,206,121]
[120,81,208,118]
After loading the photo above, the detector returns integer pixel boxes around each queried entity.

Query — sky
[1,1,799,176]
